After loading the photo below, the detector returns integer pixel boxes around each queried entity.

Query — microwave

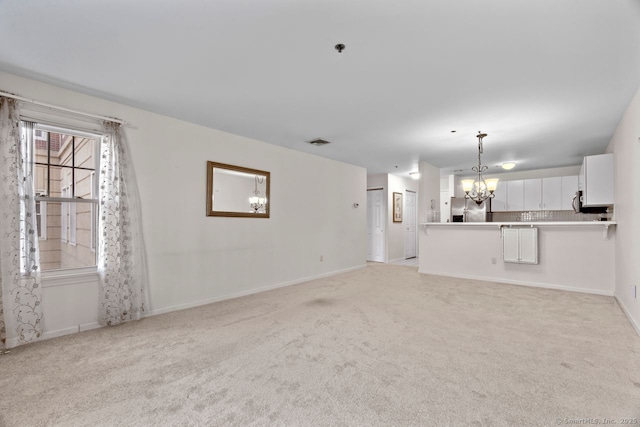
[572,191,608,214]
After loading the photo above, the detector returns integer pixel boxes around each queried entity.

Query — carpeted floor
[1,264,639,426]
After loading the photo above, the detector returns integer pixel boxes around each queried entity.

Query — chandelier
[249,175,267,213]
[461,132,499,205]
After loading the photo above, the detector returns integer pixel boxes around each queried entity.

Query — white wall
[419,224,615,296]
[417,161,441,262]
[418,161,440,223]
[1,71,367,339]
[606,87,640,335]
[366,174,387,190]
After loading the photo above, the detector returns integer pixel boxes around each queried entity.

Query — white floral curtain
[0,97,44,349]
[98,121,148,325]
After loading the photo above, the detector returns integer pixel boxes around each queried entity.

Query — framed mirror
[206,161,270,218]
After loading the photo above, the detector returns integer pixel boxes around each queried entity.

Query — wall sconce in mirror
[206,161,270,218]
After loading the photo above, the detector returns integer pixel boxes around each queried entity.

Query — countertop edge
[419,221,617,226]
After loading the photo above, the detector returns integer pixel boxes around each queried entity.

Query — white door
[404,190,417,258]
[367,189,385,262]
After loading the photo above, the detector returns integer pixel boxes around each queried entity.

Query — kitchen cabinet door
[524,179,542,211]
[518,228,538,264]
[502,228,519,263]
[561,175,578,210]
[542,177,562,210]
[506,180,524,211]
[490,180,507,212]
[502,227,538,264]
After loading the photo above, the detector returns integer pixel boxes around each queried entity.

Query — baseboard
[79,322,102,332]
[147,264,367,317]
[417,269,615,297]
[42,326,80,341]
[614,294,640,337]
[388,257,405,264]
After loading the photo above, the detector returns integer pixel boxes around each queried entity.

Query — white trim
[90,171,96,252]
[614,294,640,337]
[79,322,102,332]
[37,200,47,240]
[42,326,80,341]
[69,201,77,246]
[388,257,405,264]
[147,264,367,317]
[61,187,69,243]
[42,267,98,288]
[417,270,615,296]
[35,122,104,139]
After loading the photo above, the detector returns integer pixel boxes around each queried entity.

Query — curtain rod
[0,90,126,125]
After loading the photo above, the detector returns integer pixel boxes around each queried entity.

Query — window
[33,124,99,271]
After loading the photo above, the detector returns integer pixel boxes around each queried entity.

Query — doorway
[367,189,385,262]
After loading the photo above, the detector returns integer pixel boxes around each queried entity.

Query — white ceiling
[1,0,639,177]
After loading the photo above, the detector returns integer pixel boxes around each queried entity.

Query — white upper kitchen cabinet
[490,180,507,212]
[523,179,542,211]
[580,154,614,207]
[561,175,579,210]
[542,177,562,210]
[506,180,524,211]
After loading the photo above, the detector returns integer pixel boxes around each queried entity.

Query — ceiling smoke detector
[307,138,331,146]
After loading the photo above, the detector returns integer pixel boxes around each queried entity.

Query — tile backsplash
[490,209,613,222]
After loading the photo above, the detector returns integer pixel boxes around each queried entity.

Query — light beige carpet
[1,264,639,426]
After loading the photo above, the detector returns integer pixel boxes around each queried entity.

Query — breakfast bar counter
[417,221,616,296]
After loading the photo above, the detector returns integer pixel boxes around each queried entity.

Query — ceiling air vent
[307,138,331,146]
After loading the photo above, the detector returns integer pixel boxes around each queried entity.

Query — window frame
[32,123,102,276]
[35,190,47,241]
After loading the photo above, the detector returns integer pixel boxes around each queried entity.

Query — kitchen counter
[420,221,616,239]
[420,221,616,226]
[418,220,616,295]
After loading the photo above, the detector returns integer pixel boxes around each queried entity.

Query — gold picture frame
[393,192,403,223]
[206,161,270,218]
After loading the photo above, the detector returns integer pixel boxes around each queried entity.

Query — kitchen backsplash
[490,209,613,222]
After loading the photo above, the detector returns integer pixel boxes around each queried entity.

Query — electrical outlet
[320,255,323,262]
[491,257,497,265]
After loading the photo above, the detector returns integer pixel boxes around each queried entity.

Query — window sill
[42,267,98,288]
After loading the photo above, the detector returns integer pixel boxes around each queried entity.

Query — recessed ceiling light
[501,162,516,170]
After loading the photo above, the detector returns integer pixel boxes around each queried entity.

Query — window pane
[35,131,97,199]
[38,201,97,271]
[74,137,96,169]
[75,168,94,199]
